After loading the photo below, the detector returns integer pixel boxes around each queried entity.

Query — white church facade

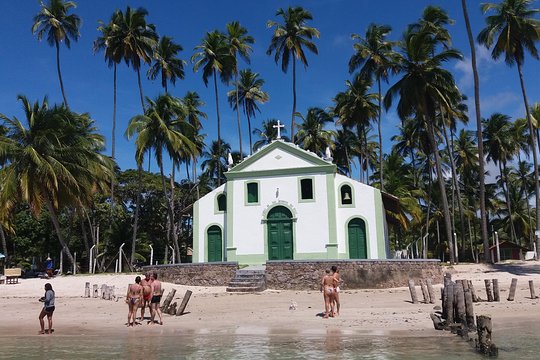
[192,139,390,265]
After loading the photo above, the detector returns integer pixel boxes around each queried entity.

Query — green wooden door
[348,218,367,259]
[207,225,222,262]
[267,206,293,260]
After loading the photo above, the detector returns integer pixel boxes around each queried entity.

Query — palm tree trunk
[213,68,222,186]
[246,103,254,156]
[0,225,7,260]
[137,68,145,111]
[110,64,117,220]
[291,58,297,141]
[426,113,454,264]
[159,161,179,263]
[130,165,142,264]
[377,78,384,191]
[234,71,243,159]
[55,39,68,107]
[45,196,75,267]
[461,0,490,262]
[516,62,540,259]
[170,170,181,263]
[501,161,517,242]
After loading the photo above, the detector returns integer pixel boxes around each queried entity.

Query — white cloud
[454,45,500,90]
[480,91,521,115]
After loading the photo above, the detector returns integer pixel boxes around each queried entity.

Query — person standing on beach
[149,272,164,325]
[320,269,336,319]
[126,276,143,327]
[140,273,152,321]
[38,283,55,334]
[331,265,342,316]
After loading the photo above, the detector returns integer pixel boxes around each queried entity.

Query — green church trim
[326,174,338,258]
[374,189,386,258]
[193,200,200,262]
[226,165,336,180]
[225,181,234,261]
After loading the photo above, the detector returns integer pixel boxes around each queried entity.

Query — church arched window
[217,194,226,212]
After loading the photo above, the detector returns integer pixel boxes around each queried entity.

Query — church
[192,134,392,265]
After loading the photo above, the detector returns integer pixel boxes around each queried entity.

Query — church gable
[226,141,335,179]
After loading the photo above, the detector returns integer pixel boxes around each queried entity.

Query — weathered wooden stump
[444,281,454,325]
[430,312,445,330]
[167,302,177,315]
[93,284,98,298]
[426,278,436,304]
[454,283,466,327]
[420,279,430,303]
[161,289,176,313]
[85,282,90,298]
[464,288,475,330]
[492,279,500,302]
[101,284,107,299]
[467,280,479,302]
[529,280,537,299]
[408,279,418,304]
[484,279,493,302]
[476,315,498,357]
[507,278,518,301]
[176,290,193,316]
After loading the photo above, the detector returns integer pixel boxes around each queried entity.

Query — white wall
[194,184,225,262]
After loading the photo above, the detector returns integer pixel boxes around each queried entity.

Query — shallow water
[0,327,535,360]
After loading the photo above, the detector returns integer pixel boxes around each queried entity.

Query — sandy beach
[1,261,540,338]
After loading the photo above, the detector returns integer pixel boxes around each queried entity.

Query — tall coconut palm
[32,0,80,107]
[478,0,540,257]
[349,23,397,191]
[0,96,114,269]
[147,36,185,93]
[192,30,234,186]
[295,107,335,156]
[226,21,254,160]
[267,6,320,139]
[252,119,291,151]
[384,27,462,264]
[461,0,490,261]
[201,140,231,187]
[126,94,197,263]
[182,91,207,181]
[227,69,269,155]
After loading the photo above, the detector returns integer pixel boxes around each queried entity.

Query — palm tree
[333,127,360,176]
[201,140,231,187]
[267,6,320,139]
[226,21,254,160]
[461,0,490,262]
[32,0,81,107]
[349,23,397,191]
[295,107,335,156]
[478,0,540,257]
[126,94,197,263]
[227,69,269,155]
[0,96,114,269]
[182,91,207,181]
[252,119,290,151]
[384,27,462,264]
[192,30,233,186]
[147,36,185,93]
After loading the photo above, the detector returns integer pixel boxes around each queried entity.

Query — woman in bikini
[331,265,342,316]
[126,276,143,327]
[320,269,336,319]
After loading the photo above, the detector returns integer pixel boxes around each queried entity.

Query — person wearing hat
[45,256,54,278]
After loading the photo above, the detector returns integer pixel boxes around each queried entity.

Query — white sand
[1,261,539,337]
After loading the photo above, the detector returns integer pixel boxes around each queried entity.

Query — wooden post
[109,285,115,300]
[441,287,446,319]
[167,302,177,315]
[426,278,436,304]
[101,284,107,299]
[484,279,493,302]
[476,315,498,357]
[464,288,475,329]
[507,278,518,301]
[85,282,90,298]
[160,289,176,313]
[93,284,98,298]
[468,280,479,302]
[454,283,466,326]
[420,279,430,303]
[443,273,452,287]
[444,282,454,324]
[176,290,193,316]
[529,280,537,299]
[492,279,500,301]
[408,279,418,304]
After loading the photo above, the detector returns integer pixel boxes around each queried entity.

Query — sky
[1,0,539,180]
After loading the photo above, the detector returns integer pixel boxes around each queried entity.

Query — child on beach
[38,283,55,334]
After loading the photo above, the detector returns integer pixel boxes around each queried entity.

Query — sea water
[0,326,536,360]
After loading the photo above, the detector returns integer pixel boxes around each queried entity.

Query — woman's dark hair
[44,283,53,291]
[135,276,141,283]
[331,265,338,273]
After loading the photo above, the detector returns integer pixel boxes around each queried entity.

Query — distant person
[320,269,336,319]
[45,257,54,278]
[140,273,152,320]
[149,272,164,325]
[331,265,342,316]
[126,276,143,327]
[38,283,55,334]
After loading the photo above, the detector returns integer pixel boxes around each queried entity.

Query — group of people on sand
[321,265,342,319]
[126,272,164,326]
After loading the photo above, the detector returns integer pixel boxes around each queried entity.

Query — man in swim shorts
[149,272,163,325]
[140,273,152,321]
[126,276,143,326]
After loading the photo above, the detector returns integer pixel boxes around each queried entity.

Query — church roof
[225,140,336,179]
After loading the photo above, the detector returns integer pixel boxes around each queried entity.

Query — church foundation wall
[141,262,238,286]
[265,259,442,290]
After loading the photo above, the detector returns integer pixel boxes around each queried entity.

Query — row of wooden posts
[83,282,192,316]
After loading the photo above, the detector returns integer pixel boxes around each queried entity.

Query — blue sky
[1,0,538,180]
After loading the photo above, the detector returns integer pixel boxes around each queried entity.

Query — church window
[247,182,259,203]
[340,185,353,205]
[217,194,226,211]
[300,178,313,200]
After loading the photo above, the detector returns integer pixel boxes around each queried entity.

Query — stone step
[226,285,266,293]
[228,280,265,287]
[226,269,267,293]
